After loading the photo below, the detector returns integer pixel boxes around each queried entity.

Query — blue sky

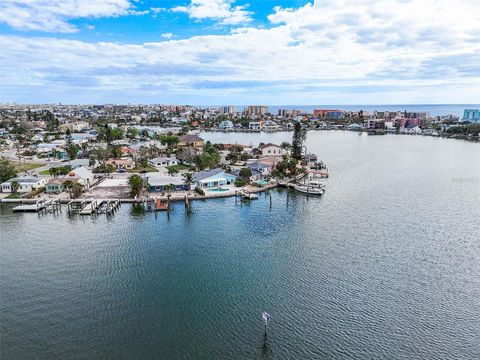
[1,0,479,104]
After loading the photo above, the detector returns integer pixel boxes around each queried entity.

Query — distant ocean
[206,104,479,117]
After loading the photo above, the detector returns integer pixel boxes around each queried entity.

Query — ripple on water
[2,132,480,359]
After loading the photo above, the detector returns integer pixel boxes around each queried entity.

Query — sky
[0,0,479,105]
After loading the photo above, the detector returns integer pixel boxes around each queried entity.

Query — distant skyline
[1,0,480,104]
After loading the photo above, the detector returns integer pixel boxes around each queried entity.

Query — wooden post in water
[262,312,270,338]
[269,193,272,210]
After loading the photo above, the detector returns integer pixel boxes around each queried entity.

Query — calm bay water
[1,132,480,359]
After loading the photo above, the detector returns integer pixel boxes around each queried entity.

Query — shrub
[26,187,45,198]
[234,179,247,187]
[195,186,205,195]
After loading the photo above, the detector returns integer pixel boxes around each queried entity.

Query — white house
[62,167,95,189]
[247,162,271,179]
[258,143,285,156]
[149,156,179,167]
[70,121,89,132]
[1,176,49,193]
[218,120,234,130]
[263,120,279,131]
[401,125,423,135]
[249,121,264,131]
[194,168,237,189]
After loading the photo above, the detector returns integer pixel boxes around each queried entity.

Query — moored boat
[292,184,324,195]
[241,192,258,200]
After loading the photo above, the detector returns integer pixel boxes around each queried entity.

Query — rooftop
[194,168,225,181]
[179,134,204,143]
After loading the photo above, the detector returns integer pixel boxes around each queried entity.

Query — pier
[12,199,61,213]
[68,198,120,215]
[97,199,121,215]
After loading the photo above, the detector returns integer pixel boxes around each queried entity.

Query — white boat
[308,181,326,190]
[293,184,324,195]
[242,192,258,200]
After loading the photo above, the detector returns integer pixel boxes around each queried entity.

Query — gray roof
[194,168,224,181]
[2,176,41,184]
[248,162,270,169]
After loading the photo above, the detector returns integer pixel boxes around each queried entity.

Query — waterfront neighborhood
[0,104,477,211]
[0,106,333,211]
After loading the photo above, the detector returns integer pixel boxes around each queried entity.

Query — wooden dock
[80,199,102,215]
[68,198,120,215]
[13,199,61,213]
[97,199,121,215]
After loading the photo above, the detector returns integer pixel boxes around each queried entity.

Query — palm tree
[128,174,143,198]
[70,183,84,198]
[164,183,175,194]
[281,141,292,152]
[11,180,20,194]
[182,172,194,192]
[63,180,74,198]
[167,166,179,177]
[164,183,175,209]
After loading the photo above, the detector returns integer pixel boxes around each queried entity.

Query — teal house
[194,168,236,189]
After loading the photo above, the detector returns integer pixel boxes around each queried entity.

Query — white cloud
[151,7,166,14]
[1,0,479,103]
[161,32,174,39]
[0,0,135,32]
[172,0,252,25]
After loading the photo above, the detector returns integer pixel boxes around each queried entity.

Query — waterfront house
[46,178,79,193]
[62,167,94,189]
[396,118,422,128]
[178,134,204,150]
[147,176,190,192]
[401,125,423,135]
[106,158,135,170]
[218,120,234,130]
[194,168,236,189]
[263,120,280,131]
[247,162,272,179]
[257,155,283,170]
[248,121,264,131]
[149,156,179,167]
[367,119,386,129]
[258,143,285,156]
[347,123,363,131]
[1,176,49,193]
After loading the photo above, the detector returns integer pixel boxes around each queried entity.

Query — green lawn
[10,161,44,173]
[39,169,51,175]
[166,164,195,172]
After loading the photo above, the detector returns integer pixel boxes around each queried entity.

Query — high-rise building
[463,109,480,123]
[222,106,236,114]
[245,106,268,115]
[278,109,301,117]
[313,109,343,119]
